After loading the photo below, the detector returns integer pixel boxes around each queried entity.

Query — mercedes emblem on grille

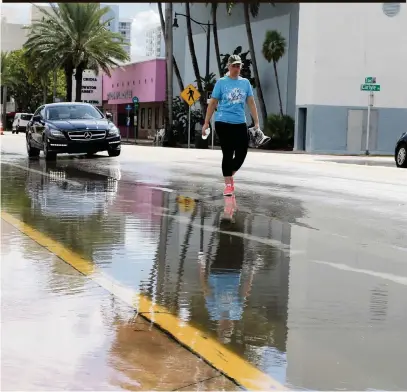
[84,131,92,139]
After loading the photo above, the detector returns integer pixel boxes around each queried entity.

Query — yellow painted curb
[1,211,286,391]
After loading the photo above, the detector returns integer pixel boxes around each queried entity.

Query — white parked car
[12,113,33,134]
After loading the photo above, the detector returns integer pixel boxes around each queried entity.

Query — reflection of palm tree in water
[199,196,257,343]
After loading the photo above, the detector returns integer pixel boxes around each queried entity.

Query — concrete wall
[172,3,299,125]
[102,59,166,104]
[295,3,407,154]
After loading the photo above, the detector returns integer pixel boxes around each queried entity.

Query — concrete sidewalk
[1,219,240,391]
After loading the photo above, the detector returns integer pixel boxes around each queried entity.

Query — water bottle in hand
[202,126,211,140]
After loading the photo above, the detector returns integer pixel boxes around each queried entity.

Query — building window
[141,108,145,129]
[155,107,160,129]
[147,108,152,129]
[382,3,401,16]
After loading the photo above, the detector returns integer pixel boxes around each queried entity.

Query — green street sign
[365,77,376,84]
[361,84,380,92]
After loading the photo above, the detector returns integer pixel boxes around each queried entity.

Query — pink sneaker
[223,184,234,196]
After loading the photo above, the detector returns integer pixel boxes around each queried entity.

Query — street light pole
[206,21,210,82]
[173,13,213,82]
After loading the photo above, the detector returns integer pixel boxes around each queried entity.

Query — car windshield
[21,114,33,121]
[46,105,103,120]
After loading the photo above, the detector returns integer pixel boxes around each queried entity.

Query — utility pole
[165,3,173,145]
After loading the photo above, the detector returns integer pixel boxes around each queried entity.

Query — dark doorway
[297,107,307,151]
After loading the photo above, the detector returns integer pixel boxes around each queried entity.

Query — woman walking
[203,54,260,196]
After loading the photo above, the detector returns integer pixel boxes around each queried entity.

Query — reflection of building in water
[369,285,388,322]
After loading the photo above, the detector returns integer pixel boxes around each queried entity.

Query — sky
[0,2,161,62]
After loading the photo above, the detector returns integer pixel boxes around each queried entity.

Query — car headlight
[108,126,120,136]
[50,129,65,138]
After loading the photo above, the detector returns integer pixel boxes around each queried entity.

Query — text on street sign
[181,84,201,106]
[365,77,377,84]
[361,84,381,92]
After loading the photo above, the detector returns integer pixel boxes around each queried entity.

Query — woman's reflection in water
[199,195,257,343]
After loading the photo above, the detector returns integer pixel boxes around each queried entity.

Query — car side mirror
[106,112,112,121]
[32,115,41,123]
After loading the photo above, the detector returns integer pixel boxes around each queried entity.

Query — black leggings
[215,121,249,177]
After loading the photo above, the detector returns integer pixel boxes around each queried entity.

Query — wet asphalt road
[1,133,407,391]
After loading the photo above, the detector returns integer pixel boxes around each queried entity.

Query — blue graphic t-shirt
[212,76,254,124]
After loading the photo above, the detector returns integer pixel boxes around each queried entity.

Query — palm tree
[158,2,185,93]
[207,2,222,77]
[243,3,267,126]
[24,3,129,102]
[185,3,205,114]
[226,2,271,127]
[262,30,286,117]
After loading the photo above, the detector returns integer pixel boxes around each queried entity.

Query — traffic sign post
[181,84,201,149]
[360,76,380,155]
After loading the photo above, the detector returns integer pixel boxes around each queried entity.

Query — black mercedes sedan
[395,131,407,168]
[26,102,121,161]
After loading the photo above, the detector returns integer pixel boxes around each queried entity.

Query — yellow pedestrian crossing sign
[181,84,201,106]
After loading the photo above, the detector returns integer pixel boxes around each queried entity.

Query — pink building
[102,59,166,139]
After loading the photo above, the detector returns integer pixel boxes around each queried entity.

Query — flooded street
[1,134,407,391]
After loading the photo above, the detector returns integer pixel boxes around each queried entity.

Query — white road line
[312,260,407,286]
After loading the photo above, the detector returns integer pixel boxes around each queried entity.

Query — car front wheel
[43,139,57,161]
[396,143,407,168]
[108,148,121,157]
[27,136,40,157]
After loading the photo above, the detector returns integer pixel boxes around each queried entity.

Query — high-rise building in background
[118,19,132,58]
[145,24,164,58]
[100,3,119,34]
[30,4,52,23]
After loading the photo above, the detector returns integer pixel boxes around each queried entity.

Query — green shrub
[264,114,294,149]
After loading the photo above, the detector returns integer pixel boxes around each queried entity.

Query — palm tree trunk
[164,3,174,145]
[212,3,222,77]
[64,64,73,102]
[52,69,57,103]
[273,60,284,117]
[2,86,7,129]
[185,3,205,114]
[75,63,85,102]
[158,3,185,95]
[243,3,267,126]
[42,76,48,104]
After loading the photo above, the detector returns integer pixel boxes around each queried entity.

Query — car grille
[67,130,106,141]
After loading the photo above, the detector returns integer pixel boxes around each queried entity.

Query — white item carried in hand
[202,127,211,140]
[248,126,271,148]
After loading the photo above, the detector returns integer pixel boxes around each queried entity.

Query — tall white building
[118,19,132,58]
[30,4,53,23]
[100,3,119,33]
[145,24,164,58]
[0,17,29,52]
